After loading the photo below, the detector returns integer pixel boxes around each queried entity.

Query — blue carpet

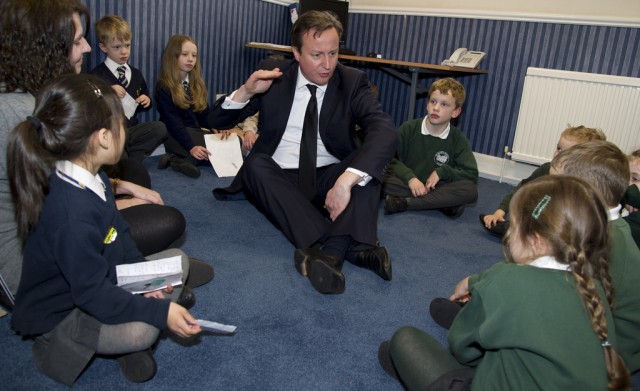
[1,156,638,390]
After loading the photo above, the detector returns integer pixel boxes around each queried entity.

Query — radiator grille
[511,67,640,165]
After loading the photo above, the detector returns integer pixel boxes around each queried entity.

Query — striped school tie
[117,66,129,88]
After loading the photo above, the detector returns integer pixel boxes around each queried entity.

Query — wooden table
[246,42,488,120]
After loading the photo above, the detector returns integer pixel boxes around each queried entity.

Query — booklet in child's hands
[116,256,182,294]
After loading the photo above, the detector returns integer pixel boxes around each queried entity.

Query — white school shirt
[55,160,107,202]
[422,116,451,139]
[104,57,131,85]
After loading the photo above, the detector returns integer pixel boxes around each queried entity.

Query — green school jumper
[608,217,640,373]
[389,118,478,185]
[454,262,614,390]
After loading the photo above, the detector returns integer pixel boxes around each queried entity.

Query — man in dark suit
[210,11,397,294]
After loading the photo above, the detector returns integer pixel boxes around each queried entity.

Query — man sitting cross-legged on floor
[209,11,398,294]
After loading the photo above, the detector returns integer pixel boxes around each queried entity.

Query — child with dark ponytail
[8,74,206,385]
[379,175,630,390]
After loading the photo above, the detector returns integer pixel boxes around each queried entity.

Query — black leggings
[103,160,186,256]
[119,204,185,256]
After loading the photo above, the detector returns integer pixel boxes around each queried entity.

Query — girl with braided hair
[379,175,630,390]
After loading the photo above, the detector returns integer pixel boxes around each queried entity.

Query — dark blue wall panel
[84,0,290,121]
[83,1,640,157]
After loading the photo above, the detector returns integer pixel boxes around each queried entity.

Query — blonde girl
[155,34,212,178]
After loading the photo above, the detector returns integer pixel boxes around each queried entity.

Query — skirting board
[474,152,538,186]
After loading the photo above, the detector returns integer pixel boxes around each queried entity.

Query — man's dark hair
[291,10,343,51]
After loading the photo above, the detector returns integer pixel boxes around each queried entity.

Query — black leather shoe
[177,286,196,309]
[346,246,392,281]
[308,256,345,294]
[117,349,157,383]
[185,258,214,288]
[170,159,200,178]
[157,154,172,170]
[294,246,345,294]
[293,245,323,277]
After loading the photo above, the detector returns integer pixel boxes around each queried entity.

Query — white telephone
[441,48,486,69]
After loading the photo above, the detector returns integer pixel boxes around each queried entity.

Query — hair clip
[601,340,611,347]
[532,195,551,220]
[87,81,103,99]
[27,115,42,129]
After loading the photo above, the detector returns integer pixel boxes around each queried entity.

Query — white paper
[196,319,237,333]
[204,133,244,177]
[116,256,182,294]
[121,93,139,119]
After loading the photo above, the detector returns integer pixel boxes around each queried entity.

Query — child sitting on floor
[155,35,213,178]
[90,14,167,164]
[383,78,478,218]
[551,140,640,373]
[379,175,630,390]
[8,74,210,385]
[479,125,606,237]
[623,148,640,248]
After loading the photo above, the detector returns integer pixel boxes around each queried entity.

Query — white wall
[351,0,638,17]
[267,0,640,27]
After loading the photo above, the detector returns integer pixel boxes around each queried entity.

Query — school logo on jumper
[434,151,449,166]
[103,226,118,244]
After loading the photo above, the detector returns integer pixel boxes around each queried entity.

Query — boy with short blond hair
[383,77,478,218]
[90,15,166,163]
[480,125,606,237]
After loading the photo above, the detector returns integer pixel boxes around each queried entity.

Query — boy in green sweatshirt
[383,78,478,218]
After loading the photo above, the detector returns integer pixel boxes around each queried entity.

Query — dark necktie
[299,84,318,200]
[117,66,128,88]
[183,81,191,98]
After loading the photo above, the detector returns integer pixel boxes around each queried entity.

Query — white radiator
[511,67,640,165]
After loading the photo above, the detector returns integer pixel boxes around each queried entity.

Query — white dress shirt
[223,69,371,185]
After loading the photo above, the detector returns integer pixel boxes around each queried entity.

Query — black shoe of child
[384,195,408,215]
[117,349,157,383]
[478,214,509,238]
[177,286,196,309]
[185,258,214,288]
[170,159,200,178]
[157,154,172,169]
[440,205,465,219]
[429,298,465,329]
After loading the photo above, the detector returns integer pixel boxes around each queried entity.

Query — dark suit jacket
[210,58,397,197]
[89,62,150,127]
